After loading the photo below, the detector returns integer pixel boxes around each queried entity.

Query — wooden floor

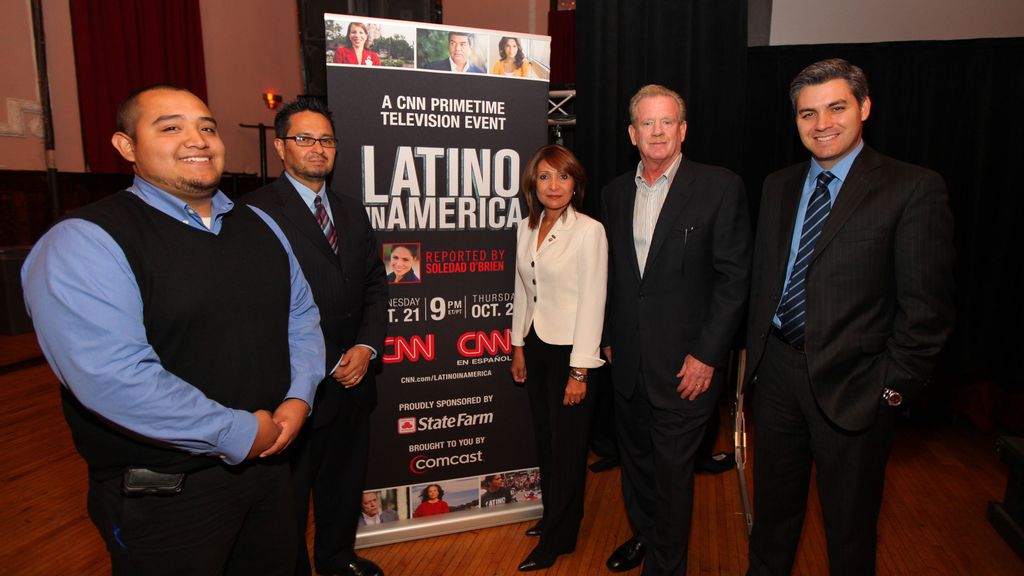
[1,331,1022,575]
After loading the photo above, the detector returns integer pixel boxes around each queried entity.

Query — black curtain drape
[744,39,1024,396]
[575,0,748,217]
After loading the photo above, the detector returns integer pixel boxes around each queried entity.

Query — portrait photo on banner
[383,242,422,284]
[416,28,489,73]
[480,468,542,508]
[358,488,405,526]
[409,476,481,517]
[325,15,416,68]
[487,35,551,80]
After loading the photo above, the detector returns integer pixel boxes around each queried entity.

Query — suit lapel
[536,207,575,258]
[809,147,882,266]
[612,177,643,282]
[324,187,351,271]
[772,164,808,287]
[644,159,696,281]
[276,177,340,266]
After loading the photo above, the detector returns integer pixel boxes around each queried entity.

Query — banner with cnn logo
[325,14,551,546]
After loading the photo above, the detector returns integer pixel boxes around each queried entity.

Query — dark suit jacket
[745,146,955,431]
[245,174,388,427]
[602,158,751,409]
[422,59,485,73]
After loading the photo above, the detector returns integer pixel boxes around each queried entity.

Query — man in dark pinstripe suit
[744,59,955,575]
[245,97,388,576]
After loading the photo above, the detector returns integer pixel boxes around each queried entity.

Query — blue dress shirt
[773,141,864,327]
[22,176,326,465]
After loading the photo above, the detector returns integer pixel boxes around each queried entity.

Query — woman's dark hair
[498,37,525,70]
[521,144,586,229]
[390,243,420,259]
[419,483,445,502]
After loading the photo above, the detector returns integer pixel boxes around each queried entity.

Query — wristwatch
[882,388,903,407]
[569,368,588,383]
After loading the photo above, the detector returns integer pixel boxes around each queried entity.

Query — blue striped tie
[778,171,836,347]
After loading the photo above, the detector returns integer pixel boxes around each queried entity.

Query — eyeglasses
[281,135,338,148]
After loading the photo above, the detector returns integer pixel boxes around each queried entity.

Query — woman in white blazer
[510,145,608,572]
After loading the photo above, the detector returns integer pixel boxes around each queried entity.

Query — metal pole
[30,0,60,221]
[734,349,753,535]
[258,123,268,185]
[239,123,275,184]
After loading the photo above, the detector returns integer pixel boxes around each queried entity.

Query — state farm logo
[397,417,416,434]
[409,450,484,474]
[396,412,494,434]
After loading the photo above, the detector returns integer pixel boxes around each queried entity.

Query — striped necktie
[777,171,836,347]
[314,195,338,254]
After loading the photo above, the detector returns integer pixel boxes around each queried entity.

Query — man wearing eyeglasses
[246,97,388,576]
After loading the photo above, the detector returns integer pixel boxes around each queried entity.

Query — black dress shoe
[696,451,736,474]
[324,556,384,576]
[606,537,645,572]
[589,456,620,472]
[525,521,544,536]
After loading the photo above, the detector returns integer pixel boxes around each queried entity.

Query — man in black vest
[21,85,326,574]
[245,98,388,576]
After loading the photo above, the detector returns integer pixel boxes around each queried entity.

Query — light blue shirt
[774,141,864,327]
[284,170,334,223]
[22,176,326,465]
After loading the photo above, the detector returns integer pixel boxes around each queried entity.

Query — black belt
[770,325,805,353]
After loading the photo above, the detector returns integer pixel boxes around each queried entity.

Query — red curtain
[548,10,576,85]
[69,0,208,173]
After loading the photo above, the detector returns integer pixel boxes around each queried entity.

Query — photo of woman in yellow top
[491,37,536,78]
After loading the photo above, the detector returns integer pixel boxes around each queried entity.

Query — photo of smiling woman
[335,22,380,66]
[384,243,421,284]
[490,36,536,78]
[510,145,608,572]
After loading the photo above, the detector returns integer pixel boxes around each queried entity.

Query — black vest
[62,191,291,478]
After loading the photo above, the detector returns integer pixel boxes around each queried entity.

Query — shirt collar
[809,140,863,185]
[127,175,233,224]
[634,153,683,189]
[283,170,327,210]
[449,57,470,72]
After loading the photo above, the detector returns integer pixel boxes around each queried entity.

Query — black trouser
[523,329,595,559]
[291,393,371,575]
[88,459,295,576]
[589,365,620,459]
[748,332,895,576]
[615,369,719,576]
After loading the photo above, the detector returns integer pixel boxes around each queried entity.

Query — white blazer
[511,207,608,368]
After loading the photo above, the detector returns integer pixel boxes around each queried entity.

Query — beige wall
[1,0,303,175]
[199,0,303,175]
[0,0,83,172]
[444,0,548,35]
[771,0,1024,45]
